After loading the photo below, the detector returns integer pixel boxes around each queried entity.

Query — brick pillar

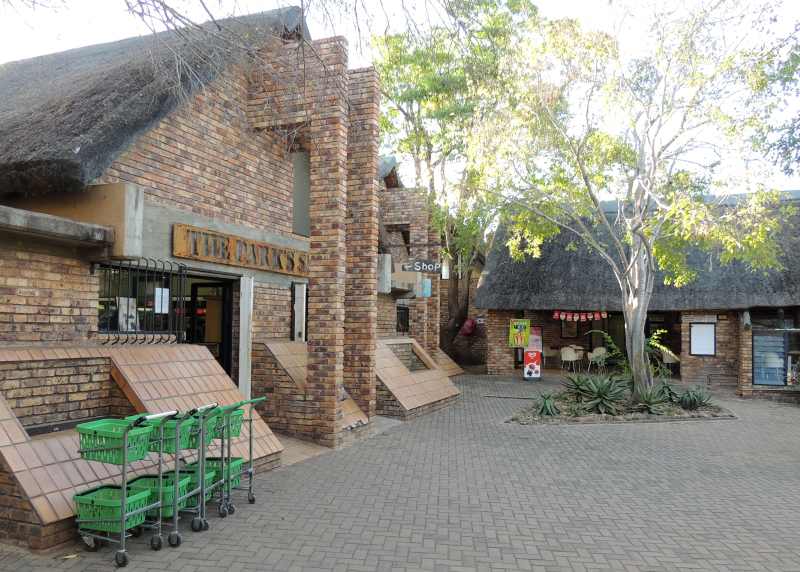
[344,68,380,419]
[486,309,516,375]
[737,314,753,396]
[409,193,429,349]
[426,223,440,354]
[305,37,350,447]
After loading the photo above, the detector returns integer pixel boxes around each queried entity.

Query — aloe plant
[582,375,627,415]
[656,380,679,403]
[538,392,560,416]
[635,385,667,414]
[562,374,592,401]
[680,387,712,410]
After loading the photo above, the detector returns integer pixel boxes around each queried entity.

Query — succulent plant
[635,384,667,414]
[538,392,560,416]
[582,375,627,415]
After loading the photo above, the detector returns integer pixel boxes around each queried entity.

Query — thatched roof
[0,7,306,197]
[476,194,800,312]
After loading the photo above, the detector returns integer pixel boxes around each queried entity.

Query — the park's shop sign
[401,259,442,274]
[172,224,309,277]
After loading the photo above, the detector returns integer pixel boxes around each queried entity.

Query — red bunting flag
[601,311,608,319]
[553,311,560,320]
[594,311,602,320]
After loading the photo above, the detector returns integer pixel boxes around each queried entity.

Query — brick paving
[3,374,800,571]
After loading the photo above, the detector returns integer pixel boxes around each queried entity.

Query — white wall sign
[690,322,716,356]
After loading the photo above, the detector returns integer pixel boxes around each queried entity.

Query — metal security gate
[97,259,187,344]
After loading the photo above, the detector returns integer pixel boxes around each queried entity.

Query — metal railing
[96,258,187,344]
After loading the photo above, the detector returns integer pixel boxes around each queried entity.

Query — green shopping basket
[186,412,218,449]
[74,485,150,534]
[76,419,153,464]
[128,473,191,519]
[125,413,195,453]
[211,407,245,439]
[205,457,245,489]
[182,463,217,507]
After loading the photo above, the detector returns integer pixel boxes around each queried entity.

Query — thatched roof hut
[475,192,800,312]
[0,7,306,198]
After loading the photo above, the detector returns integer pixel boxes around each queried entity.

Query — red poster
[523,326,543,380]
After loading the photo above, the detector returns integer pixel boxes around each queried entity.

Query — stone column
[344,67,380,419]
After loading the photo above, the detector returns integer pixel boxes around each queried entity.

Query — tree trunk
[620,238,655,393]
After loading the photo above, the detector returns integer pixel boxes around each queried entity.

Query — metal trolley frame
[77,410,177,568]
[214,397,265,517]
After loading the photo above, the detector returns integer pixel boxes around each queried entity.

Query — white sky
[1,0,798,188]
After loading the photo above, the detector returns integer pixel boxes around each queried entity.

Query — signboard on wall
[172,224,309,277]
[401,259,442,274]
[508,319,531,348]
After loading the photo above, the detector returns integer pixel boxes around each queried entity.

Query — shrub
[680,387,712,410]
[582,374,628,415]
[538,392,560,416]
[635,385,667,414]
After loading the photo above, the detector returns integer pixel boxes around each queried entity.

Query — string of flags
[552,310,608,322]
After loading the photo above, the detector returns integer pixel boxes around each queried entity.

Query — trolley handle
[142,410,179,422]
[188,402,219,417]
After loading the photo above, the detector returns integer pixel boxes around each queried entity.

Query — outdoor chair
[587,347,608,373]
[560,346,580,372]
[661,349,680,377]
[543,347,559,369]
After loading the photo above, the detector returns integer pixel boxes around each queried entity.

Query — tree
[476,1,792,391]
[375,0,536,344]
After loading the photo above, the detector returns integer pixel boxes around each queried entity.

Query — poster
[523,326,543,380]
[154,288,170,314]
[508,319,531,348]
[117,297,139,332]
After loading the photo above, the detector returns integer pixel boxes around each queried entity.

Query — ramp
[0,345,282,543]
[263,340,368,431]
[376,338,460,418]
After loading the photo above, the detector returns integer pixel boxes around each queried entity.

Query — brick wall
[0,358,133,430]
[0,464,41,548]
[738,319,754,396]
[0,238,98,344]
[680,311,739,387]
[486,310,517,375]
[343,67,380,419]
[377,294,397,337]
[250,283,292,418]
[97,65,294,236]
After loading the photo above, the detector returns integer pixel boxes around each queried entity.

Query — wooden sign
[172,224,309,277]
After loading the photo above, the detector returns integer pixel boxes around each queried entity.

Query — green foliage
[561,373,592,401]
[581,374,628,415]
[656,380,680,404]
[679,387,713,411]
[634,385,668,415]
[538,392,560,417]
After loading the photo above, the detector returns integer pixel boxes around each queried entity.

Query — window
[97,259,187,343]
[396,306,410,334]
[689,322,716,356]
[561,320,578,338]
[292,151,311,237]
[290,282,308,341]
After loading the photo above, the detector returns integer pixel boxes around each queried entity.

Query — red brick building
[476,196,800,398]
[0,7,387,548]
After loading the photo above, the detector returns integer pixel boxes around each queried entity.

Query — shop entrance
[187,279,235,375]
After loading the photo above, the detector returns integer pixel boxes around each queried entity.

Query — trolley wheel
[191,517,203,532]
[202,519,210,531]
[218,504,228,518]
[114,551,129,568]
[81,536,100,552]
[228,504,236,515]
[248,492,256,504]
[130,526,143,538]
[150,535,163,551]
[168,531,182,547]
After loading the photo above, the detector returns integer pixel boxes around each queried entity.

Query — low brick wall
[0,358,133,431]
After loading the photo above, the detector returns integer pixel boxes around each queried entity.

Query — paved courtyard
[2,374,800,571]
